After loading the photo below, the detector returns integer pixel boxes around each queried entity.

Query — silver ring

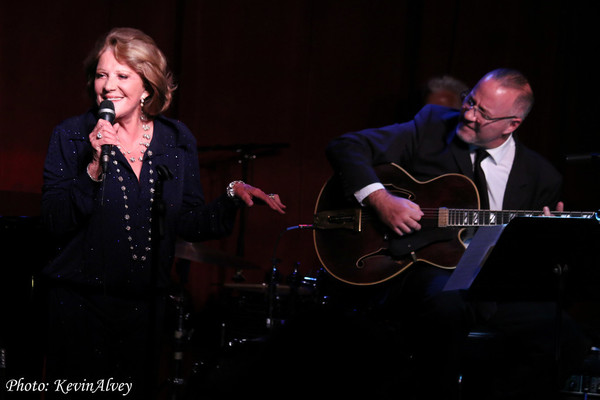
[268,194,275,199]
[96,132,103,139]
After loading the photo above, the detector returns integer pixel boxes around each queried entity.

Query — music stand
[444,216,600,301]
[444,216,600,391]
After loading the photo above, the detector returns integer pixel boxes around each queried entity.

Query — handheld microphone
[97,100,115,174]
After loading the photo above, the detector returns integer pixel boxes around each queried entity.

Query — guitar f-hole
[355,250,392,270]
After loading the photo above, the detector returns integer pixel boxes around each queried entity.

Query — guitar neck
[438,208,597,227]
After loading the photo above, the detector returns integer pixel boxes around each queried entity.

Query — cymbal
[223,283,314,296]
[175,240,259,270]
[223,283,271,293]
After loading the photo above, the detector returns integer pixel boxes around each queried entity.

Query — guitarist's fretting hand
[366,189,424,236]
[543,201,564,216]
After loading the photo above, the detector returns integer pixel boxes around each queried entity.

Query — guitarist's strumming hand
[543,201,564,216]
[366,189,424,236]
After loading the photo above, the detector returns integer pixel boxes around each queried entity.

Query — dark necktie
[473,148,489,209]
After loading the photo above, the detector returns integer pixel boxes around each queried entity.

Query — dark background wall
[1,0,598,308]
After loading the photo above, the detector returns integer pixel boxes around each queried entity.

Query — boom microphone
[565,153,600,163]
[97,100,115,174]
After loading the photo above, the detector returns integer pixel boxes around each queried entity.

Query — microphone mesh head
[98,100,115,122]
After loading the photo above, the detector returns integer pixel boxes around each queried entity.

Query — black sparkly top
[42,110,239,296]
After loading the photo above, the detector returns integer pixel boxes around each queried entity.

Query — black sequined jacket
[42,110,239,296]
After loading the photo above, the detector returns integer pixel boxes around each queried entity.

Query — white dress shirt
[354,136,516,210]
[470,135,515,211]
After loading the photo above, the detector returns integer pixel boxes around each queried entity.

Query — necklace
[106,151,155,262]
[115,161,155,262]
[117,133,152,163]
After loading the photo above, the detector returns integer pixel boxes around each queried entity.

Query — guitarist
[325,68,590,399]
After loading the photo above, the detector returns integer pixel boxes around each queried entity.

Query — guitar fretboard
[437,208,597,227]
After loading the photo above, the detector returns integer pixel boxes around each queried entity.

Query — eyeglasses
[460,91,518,123]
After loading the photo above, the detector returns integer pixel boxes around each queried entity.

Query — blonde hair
[85,27,177,117]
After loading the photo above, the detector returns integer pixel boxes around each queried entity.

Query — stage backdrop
[1,0,598,308]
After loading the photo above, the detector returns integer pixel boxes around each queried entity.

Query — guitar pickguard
[388,227,460,259]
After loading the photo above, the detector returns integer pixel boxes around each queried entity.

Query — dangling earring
[140,97,150,131]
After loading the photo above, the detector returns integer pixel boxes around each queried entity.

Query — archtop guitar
[313,163,595,285]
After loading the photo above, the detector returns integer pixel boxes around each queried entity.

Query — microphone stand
[565,152,600,163]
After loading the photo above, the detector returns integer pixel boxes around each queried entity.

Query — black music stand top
[444,216,600,301]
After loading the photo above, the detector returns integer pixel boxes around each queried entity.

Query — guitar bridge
[313,209,362,231]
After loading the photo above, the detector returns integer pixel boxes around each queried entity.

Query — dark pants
[43,286,166,399]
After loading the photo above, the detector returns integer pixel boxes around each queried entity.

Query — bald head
[480,69,534,119]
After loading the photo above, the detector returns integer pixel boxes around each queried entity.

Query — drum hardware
[190,223,326,350]
[197,142,290,283]
[265,262,286,330]
[175,239,260,270]
[164,258,196,400]
[181,224,324,392]
[218,264,322,347]
[167,291,192,399]
[264,225,311,330]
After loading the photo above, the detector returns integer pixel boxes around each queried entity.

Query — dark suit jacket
[326,104,562,211]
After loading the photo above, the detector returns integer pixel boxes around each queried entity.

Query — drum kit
[161,142,328,398]
[165,237,326,399]
[173,237,324,334]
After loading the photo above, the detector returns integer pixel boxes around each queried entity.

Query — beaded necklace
[116,114,152,163]
[116,133,152,163]
[110,135,155,263]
